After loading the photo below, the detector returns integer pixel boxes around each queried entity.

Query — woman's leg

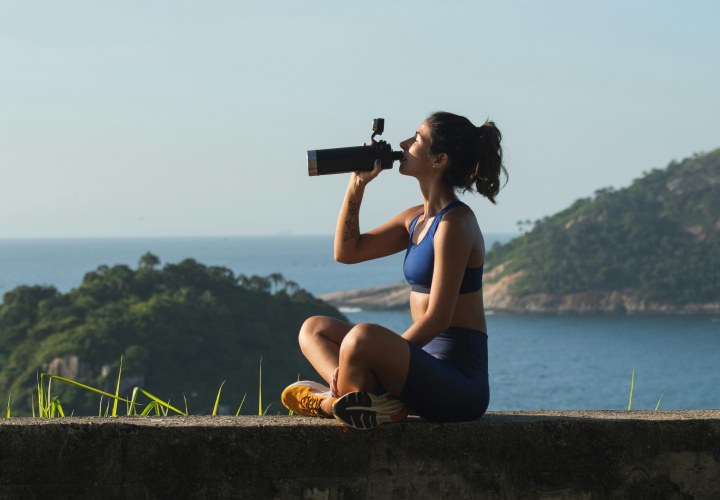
[298,316,353,385]
[320,322,411,415]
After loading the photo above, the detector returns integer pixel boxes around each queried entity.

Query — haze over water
[1,236,718,412]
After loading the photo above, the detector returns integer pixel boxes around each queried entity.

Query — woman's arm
[401,210,473,347]
[334,151,422,264]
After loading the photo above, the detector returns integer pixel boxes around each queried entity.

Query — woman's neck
[419,179,457,217]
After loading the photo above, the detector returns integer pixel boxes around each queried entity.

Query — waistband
[422,326,488,375]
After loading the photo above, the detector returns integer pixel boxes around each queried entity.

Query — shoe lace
[300,393,325,417]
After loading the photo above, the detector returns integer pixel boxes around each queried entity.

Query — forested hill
[485,148,720,310]
[0,255,345,416]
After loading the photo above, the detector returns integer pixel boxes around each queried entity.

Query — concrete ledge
[2,410,720,499]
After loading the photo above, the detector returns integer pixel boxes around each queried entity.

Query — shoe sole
[332,392,407,430]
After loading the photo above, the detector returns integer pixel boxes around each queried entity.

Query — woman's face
[398,121,435,178]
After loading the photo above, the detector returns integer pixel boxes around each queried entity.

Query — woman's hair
[425,111,507,204]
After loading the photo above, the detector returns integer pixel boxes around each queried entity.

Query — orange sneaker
[332,392,408,430]
[281,381,332,418]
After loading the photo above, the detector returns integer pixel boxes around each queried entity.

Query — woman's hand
[351,142,383,187]
[330,366,340,398]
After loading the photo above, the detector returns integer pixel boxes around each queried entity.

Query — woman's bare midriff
[409,290,487,334]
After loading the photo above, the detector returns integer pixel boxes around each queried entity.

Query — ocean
[1,236,718,411]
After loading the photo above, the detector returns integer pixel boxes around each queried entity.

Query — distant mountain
[484,148,720,313]
[0,256,345,416]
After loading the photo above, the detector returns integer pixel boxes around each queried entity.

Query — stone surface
[2,410,720,499]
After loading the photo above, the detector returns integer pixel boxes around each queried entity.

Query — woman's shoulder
[399,204,425,228]
[439,203,481,235]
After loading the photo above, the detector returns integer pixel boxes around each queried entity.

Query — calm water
[0,235,514,297]
[1,236,718,411]
[348,311,720,411]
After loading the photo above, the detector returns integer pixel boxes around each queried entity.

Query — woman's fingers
[331,367,340,397]
[371,158,382,176]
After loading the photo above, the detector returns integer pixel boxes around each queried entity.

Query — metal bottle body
[308,143,399,176]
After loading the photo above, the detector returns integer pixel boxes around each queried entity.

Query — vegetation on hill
[0,254,346,417]
[486,148,720,303]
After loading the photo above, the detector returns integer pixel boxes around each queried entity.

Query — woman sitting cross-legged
[282,111,506,429]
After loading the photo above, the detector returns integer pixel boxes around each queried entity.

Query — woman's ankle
[320,396,335,417]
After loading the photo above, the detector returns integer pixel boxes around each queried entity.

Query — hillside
[0,254,346,416]
[484,148,720,313]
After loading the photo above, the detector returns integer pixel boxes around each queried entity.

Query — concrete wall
[1,410,719,499]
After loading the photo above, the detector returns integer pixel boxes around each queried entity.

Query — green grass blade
[6,393,10,418]
[628,366,634,411]
[50,398,56,418]
[161,400,170,416]
[112,355,123,417]
[137,389,186,415]
[213,381,226,416]
[128,388,140,416]
[104,399,110,417]
[183,394,188,416]
[31,393,35,418]
[140,401,157,416]
[258,357,262,416]
[36,373,42,418]
[47,378,52,417]
[235,392,247,416]
[52,397,65,417]
[655,391,665,411]
[99,396,103,417]
[41,374,133,405]
[262,402,272,415]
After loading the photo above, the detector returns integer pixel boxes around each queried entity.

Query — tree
[138,252,161,270]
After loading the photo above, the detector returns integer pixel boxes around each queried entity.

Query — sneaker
[332,391,408,430]
[281,381,332,418]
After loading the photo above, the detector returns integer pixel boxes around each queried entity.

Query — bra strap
[409,213,423,238]
[429,200,466,237]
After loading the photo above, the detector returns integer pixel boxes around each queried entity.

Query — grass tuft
[112,355,123,417]
[628,366,634,410]
[213,381,225,416]
[655,392,665,411]
[6,393,10,418]
[235,393,247,416]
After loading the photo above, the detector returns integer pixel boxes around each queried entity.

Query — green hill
[485,148,720,307]
[0,255,345,417]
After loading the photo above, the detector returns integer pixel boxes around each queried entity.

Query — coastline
[319,279,720,315]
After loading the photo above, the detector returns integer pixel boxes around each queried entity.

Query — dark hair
[425,111,507,204]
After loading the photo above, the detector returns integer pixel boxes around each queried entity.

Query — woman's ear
[432,153,450,171]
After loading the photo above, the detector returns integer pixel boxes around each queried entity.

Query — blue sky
[1,1,718,238]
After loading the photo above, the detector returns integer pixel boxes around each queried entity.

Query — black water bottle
[307,119,404,176]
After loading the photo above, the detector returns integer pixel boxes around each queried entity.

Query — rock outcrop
[320,273,720,314]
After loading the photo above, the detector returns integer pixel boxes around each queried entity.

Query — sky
[1,0,718,238]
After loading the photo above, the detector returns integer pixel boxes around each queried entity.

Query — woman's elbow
[425,311,453,332]
[334,250,355,265]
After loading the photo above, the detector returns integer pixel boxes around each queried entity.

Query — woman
[282,111,506,429]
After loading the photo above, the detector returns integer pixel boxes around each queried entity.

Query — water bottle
[307,119,404,176]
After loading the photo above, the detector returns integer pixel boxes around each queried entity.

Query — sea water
[1,236,718,411]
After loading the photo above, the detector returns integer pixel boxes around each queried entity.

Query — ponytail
[426,112,507,204]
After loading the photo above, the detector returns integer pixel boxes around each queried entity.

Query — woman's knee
[340,323,375,359]
[298,316,324,349]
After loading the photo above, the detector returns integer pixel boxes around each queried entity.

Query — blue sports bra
[403,200,483,294]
